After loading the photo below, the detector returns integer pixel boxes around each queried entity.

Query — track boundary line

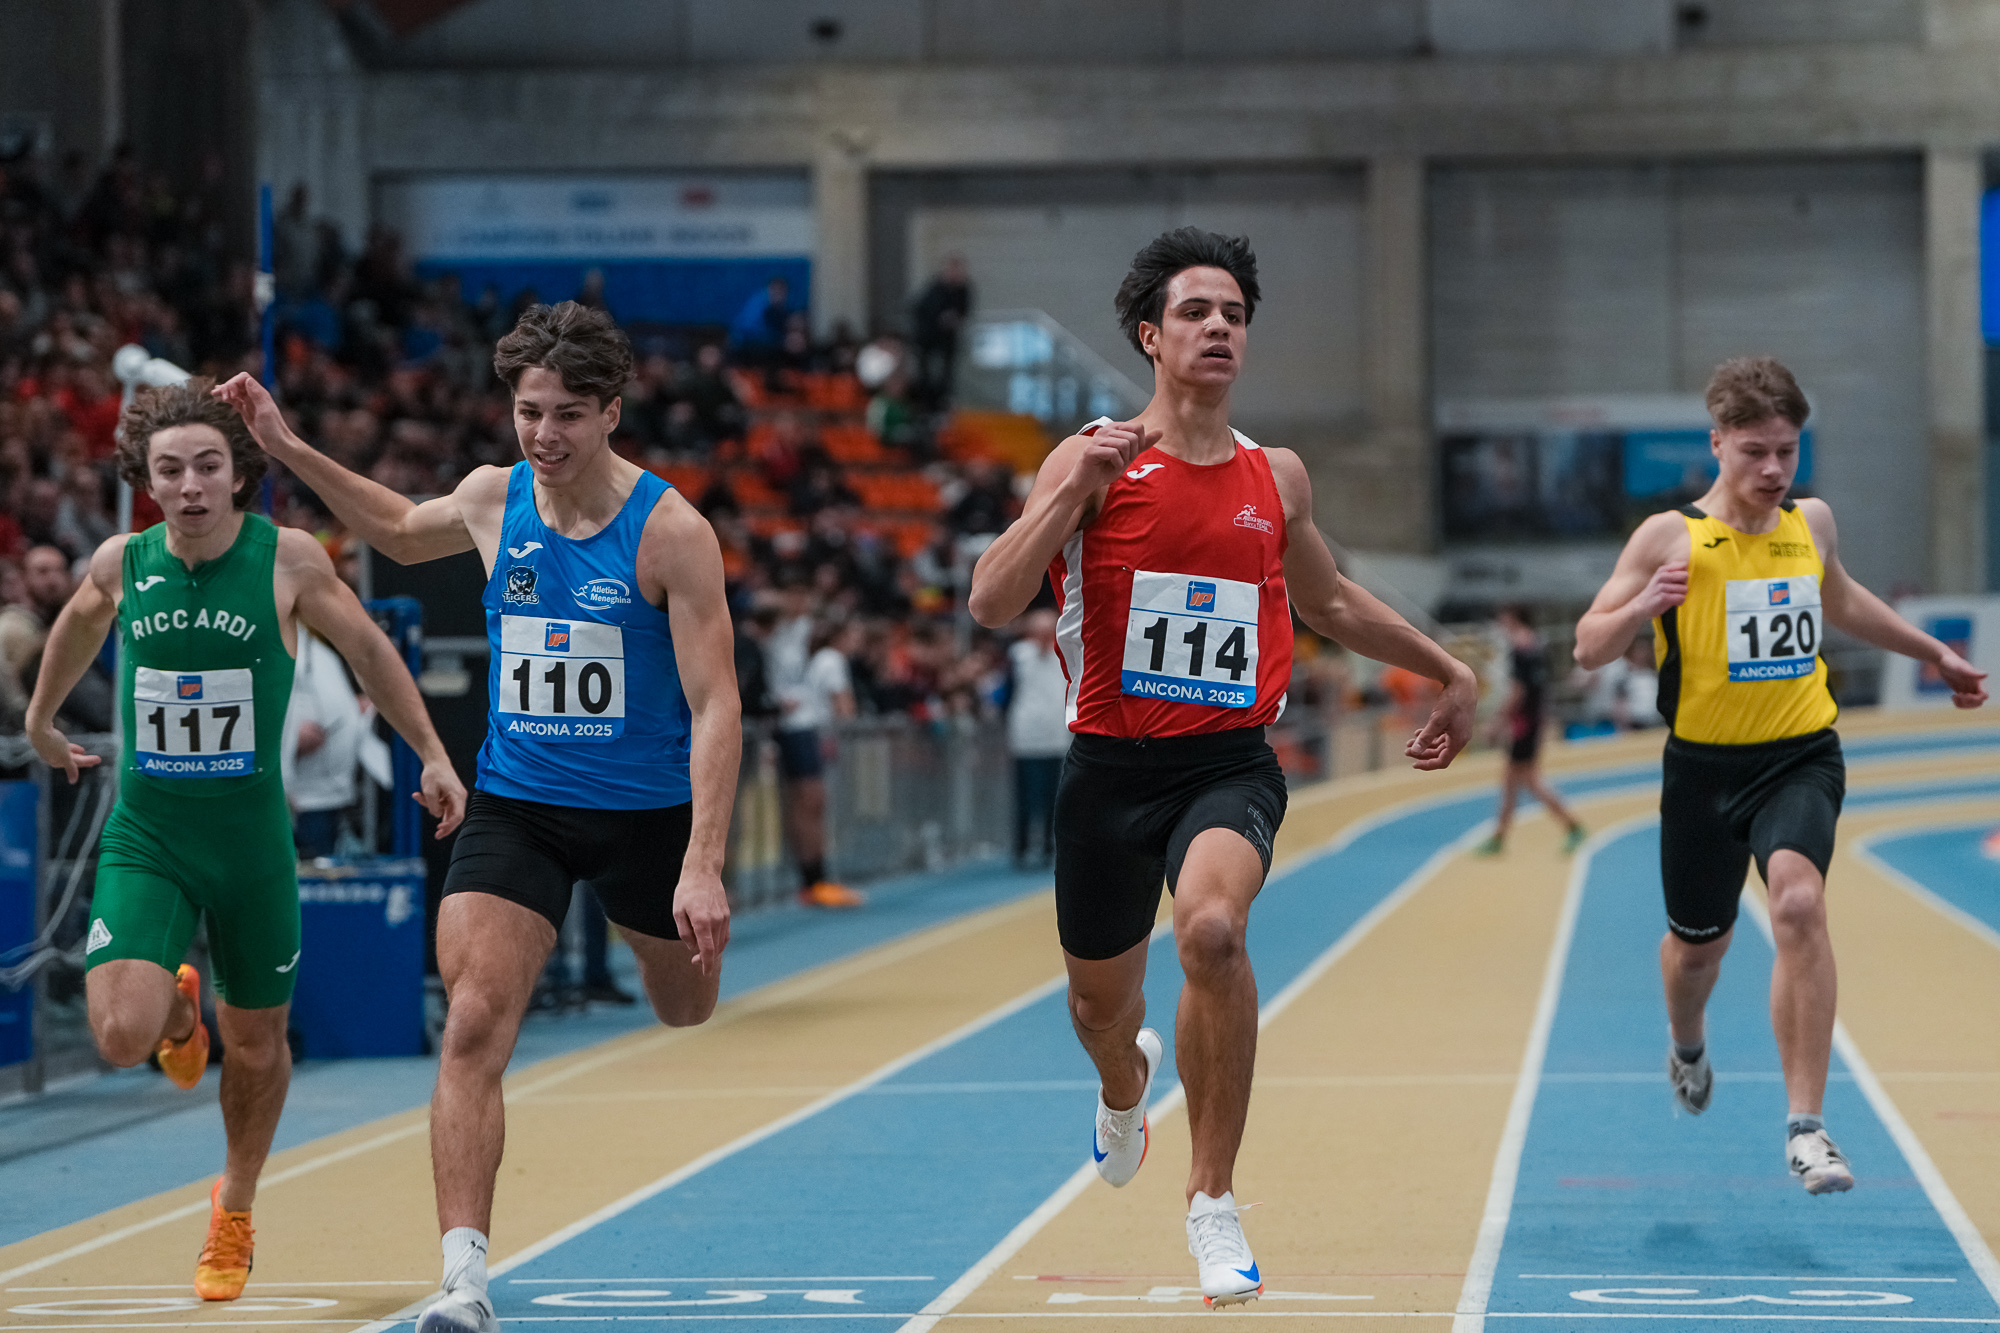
[895,813,1510,1333]
[1739,893,2000,1309]
[1452,813,1656,1333]
[1851,832,2000,956]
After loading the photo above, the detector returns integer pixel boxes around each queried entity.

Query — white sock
[441,1228,488,1297]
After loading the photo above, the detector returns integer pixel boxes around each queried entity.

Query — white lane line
[897,816,1507,1333]
[1451,814,1655,1333]
[348,968,1078,1333]
[506,1278,935,1285]
[1739,893,2000,1310]
[6,1283,432,1291]
[1518,1275,1957,1283]
[1851,835,2000,956]
[0,1117,431,1287]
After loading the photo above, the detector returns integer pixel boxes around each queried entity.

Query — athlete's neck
[162,509,246,568]
[1135,376,1235,466]
[530,444,642,539]
[1693,483,1784,536]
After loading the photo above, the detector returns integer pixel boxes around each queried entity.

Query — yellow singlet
[1653,502,1839,746]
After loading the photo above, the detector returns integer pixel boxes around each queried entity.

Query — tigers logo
[504,566,539,605]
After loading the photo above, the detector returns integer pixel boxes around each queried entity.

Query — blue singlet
[476,462,692,810]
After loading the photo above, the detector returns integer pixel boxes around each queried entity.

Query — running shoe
[1562,825,1588,855]
[193,1180,253,1300]
[157,964,209,1090]
[800,881,866,909]
[1091,1028,1162,1187]
[1667,1045,1713,1115]
[1186,1191,1262,1307]
[1787,1128,1855,1195]
[417,1289,498,1333]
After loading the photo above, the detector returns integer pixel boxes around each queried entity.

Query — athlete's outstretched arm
[280,529,468,835]
[645,495,741,975]
[24,537,126,783]
[213,373,494,565]
[968,421,1158,628]
[1265,450,1476,769]
[1802,499,1987,707]
[1573,513,1690,670]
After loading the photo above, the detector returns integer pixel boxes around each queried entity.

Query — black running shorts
[1659,728,1845,944]
[1053,727,1289,962]
[442,790,692,940]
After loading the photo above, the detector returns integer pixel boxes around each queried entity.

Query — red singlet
[1050,420,1293,738]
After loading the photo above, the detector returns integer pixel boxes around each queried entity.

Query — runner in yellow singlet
[1576,357,1987,1195]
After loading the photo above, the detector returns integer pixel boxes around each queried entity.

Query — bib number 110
[510,657,616,716]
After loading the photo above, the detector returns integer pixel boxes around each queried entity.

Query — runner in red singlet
[970,228,1478,1306]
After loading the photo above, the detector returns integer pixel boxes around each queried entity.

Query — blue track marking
[1479,817,2000,1329]
[479,796,1511,1329]
[1862,823,2000,942]
[0,860,1053,1247]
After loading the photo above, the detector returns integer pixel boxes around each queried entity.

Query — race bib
[497,615,626,742]
[1121,570,1259,709]
[133,667,256,777]
[1726,575,1821,681]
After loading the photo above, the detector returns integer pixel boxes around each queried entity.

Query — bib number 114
[1120,570,1260,709]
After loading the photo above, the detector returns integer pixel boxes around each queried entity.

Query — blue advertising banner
[0,782,39,1068]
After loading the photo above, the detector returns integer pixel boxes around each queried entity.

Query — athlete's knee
[1070,982,1139,1033]
[1766,879,1827,938]
[1176,908,1247,982]
[647,984,715,1028]
[439,984,522,1070]
[220,1017,289,1075]
[91,1010,160,1067]
[1663,931,1729,976]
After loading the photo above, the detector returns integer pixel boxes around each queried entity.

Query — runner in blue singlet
[216,302,740,1333]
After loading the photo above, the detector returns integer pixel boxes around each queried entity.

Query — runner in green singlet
[25,379,466,1301]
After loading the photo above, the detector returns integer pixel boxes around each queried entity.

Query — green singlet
[83,515,304,1009]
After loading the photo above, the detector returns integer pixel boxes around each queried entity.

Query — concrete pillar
[1926,146,1985,593]
[1357,154,1433,554]
[811,136,870,339]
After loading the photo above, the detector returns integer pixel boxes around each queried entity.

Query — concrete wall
[245,0,1995,584]
[1432,158,1927,594]
[0,0,115,160]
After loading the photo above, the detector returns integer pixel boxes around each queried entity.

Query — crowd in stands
[0,147,1028,732]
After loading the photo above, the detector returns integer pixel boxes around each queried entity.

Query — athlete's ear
[1709,428,1722,458]
[601,393,622,434]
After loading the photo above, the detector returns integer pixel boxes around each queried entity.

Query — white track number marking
[1120,570,1258,709]
[131,667,255,778]
[1726,574,1820,682]
[498,615,626,743]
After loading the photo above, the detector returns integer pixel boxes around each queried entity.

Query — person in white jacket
[282,630,363,859]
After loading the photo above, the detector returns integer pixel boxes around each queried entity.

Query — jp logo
[504,566,538,605]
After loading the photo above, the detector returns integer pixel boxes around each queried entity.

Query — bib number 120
[1725,574,1822,682]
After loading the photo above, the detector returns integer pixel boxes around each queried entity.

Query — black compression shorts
[442,790,692,940]
[1659,728,1844,944]
[1053,727,1289,961]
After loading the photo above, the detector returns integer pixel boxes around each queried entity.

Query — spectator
[727,276,792,362]
[910,255,971,409]
[0,546,85,728]
[281,629,364,859]
[1477,605,1586,857]
[1005,608,1070,868]
[770,597,865,909]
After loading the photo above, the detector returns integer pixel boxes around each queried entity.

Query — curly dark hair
[115,378,267,509]
[1705,356,1811,430]
[1114,227,1261,361]
[492,300,634,407]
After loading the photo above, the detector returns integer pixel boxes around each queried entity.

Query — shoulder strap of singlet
[1677,504,1705,519]
[1780,499,1797,511]
[1079,416,1112,436]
